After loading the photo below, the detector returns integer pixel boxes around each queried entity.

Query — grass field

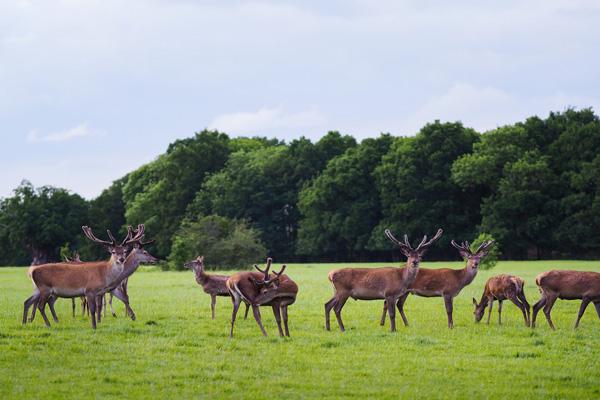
[1,260,600,399]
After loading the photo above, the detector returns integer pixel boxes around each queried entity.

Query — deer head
[183,255,205,271]
[126,226,159,264]
[385,228,444,268]
[82,225,133,265]
[472,298,486,322]
[451,239,495,270]
[252,258,286,294]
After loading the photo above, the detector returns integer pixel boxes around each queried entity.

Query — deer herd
[21,225,600,336]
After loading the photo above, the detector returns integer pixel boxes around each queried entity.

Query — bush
[167,215,266,270]
[470,233,500,270]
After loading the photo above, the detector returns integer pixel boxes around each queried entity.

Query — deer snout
[412,260,419,267]
[118,257,126,264]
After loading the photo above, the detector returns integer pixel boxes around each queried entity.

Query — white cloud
[209,106,327,135]
[27,123,100,143]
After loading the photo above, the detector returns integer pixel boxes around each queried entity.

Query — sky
[1,0,599,199]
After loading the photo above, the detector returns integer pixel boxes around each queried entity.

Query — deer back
[536,270,600,299]
[31,261,112,295]
[329,267,412,299]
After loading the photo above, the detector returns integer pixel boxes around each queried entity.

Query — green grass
[1,260,600,399]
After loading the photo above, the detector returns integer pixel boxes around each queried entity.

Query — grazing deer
[24,225,156,329]
[472,274,530,326]
[380,239,494,329]
[226,258,297,337]
[326,228,443,332]
[183,256,250,320]
[532,270,600,330]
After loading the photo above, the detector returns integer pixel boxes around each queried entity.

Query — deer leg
[103,294,107,318]
[397,293,409,327]
[272,305,284,337]
[486,297,493,324]
[23,293,39,325]
[251,305,267,337]
[281,306,290,337]
[29,298,38,323]
[324,296,337,331]
[508,295,529,327]
[531,295,547,328]
[333,295,349,332]
[110,288,135,321]
[574,298,591,329]
[96,295,103,323]
[72,298,76,318]
[386,296,397,332]
[497,300,503,325]
[380,300,387,326]
[48,296,59,323]
[87,294,97,330]
[444,296,454,329]
[211,295,216,320]
[244,302,250,320]
[37,292,52,328]
[229,297,241,338]
[108,293,117,317]
[542,294,558,330]
[594,301,600,320]
[517,291,531,326]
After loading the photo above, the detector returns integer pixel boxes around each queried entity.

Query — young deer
[326,228,443,332]
[381,239,494,329]
[183,256,249,319]
[532,270,600,330]
[226,258,297,337]
[472,274,530,326]
[25,225,156,329]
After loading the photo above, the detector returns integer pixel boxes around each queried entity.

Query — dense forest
[1,109,599,268]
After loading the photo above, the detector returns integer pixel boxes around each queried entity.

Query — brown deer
[380,239,495,329]
[326,228,443,332]
[532,270,600,330]
[24,225,157,329]
[183,256,249,319]
[226,258,297,337]
[472,274,530,326]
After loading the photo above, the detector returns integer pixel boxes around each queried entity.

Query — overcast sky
[1,0,599,199]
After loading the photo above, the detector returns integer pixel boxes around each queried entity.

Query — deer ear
[472,298,477,306]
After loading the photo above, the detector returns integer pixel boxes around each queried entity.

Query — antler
[415,228,443,252]
[474,240,495,254]
[82,226,116,246]
[272,264,286,277]
[254,257,273,280]
[123,224,146,246]
[384,229,413,251]
[451,239,471,255]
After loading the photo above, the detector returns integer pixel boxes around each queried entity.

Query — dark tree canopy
[1,109,599,266]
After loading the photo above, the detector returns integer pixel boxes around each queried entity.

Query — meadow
[1,260,599,399]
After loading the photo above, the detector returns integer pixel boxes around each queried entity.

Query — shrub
[470,233,500,270]
[168,215,266,270]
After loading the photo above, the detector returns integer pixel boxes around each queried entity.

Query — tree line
[1,108,599,268]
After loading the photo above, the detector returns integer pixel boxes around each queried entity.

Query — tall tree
[297,134,393,260]
[122,130,231,257]
[0,181,89,265]
[373,121,480,258]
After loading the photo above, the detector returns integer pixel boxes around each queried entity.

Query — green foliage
[168,215,265,270]
[193,131,356,259]
[470,233,500,270]
[3,261,600,398]
[297,134,393,260]
[0,181,89,265]
[123,130,231,258]
[372,121,481,257]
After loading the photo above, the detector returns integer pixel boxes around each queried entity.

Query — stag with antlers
[226,258,298,337]
[326,228,443,332]
[380,238,494,329]
[24,224,157,329]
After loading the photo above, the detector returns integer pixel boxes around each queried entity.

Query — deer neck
[402,262,420,284]
[459,265,478,288]
[105,256,126,286]
[194,268,208,285]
